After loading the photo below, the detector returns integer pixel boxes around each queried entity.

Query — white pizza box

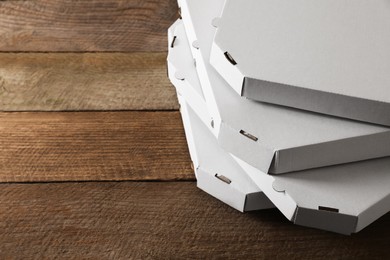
[168,20,390,234]
[178,0,390,174]
[167,20,274,212]
[211,0,390,126]
[236,155,390,235]
[178,95,274,212]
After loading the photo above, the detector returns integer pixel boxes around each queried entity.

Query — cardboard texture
[211,0,390,126]
[178,0,390,174]
[168,17,390,235]
[167,20,274,212]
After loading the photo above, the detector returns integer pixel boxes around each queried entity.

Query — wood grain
[0,182,388,259]
[0,52,178,111]
[0,111,193,182]
[0,0,179,52]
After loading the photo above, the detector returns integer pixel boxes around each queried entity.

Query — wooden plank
[0,0,179,52]
[0,52,178,111]
[0,111,193,182]
[0,182,389,259]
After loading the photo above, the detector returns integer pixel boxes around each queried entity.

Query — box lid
[212,0,390,126]
[179,0,390,174]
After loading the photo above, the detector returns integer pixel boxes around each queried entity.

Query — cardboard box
[168,20,274,212]
[236,154,390,235]
[179,96,274,212]
[178,0,390,174]
[211,0,390,126]
[169,18,390,234]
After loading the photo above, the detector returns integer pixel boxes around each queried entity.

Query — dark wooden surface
[0,182,389,259]
[0,0,389,259]
[0,111,192,182]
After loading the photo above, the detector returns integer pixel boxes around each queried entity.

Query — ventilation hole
[210,119,214,128]
[170,36,177,48]
[239,130,258,142]
[224,51,237,65]
[318,206,339,213]
[215,174,231,184]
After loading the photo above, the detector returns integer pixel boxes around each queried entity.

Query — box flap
[294,207,357,235]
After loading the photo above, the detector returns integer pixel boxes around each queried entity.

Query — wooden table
[0,1,389,258]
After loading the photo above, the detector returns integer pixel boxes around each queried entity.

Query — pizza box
[211,0,390,126]
[178,0,390,174]
[178,95,274,212]
[169,18,390,235]
[168,20,274,212]
[236,154,390,235]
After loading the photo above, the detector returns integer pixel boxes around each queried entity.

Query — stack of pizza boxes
[167,0,390,234]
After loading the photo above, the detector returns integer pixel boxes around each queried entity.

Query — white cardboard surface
[169,20,390,234]
[167,20,274,212]
[179,96,274,212]
[212,0,390,126]
[179,0,390,174]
